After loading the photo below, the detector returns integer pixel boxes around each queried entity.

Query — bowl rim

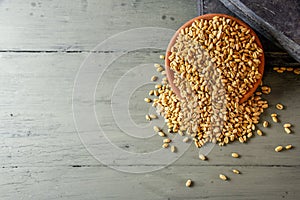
[165,13,265,103]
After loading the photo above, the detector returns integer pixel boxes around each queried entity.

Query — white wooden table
[0,0,299,199]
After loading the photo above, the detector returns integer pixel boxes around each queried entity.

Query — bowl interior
[165,13,265,103]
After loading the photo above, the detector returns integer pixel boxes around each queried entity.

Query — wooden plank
[0,166,299,199]
[0,53,299,169]
[0,0,197,51]
[0,0,299,199]
[0,0,298,65]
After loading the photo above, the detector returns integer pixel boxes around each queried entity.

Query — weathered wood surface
[1,166,299,200]
[0,0,299,199]
[0,0,194,51]
[1,52,300,199]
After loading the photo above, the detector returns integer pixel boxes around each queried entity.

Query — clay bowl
[165,13,265,103]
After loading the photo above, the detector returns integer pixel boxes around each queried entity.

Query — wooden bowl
[165,13,265,103]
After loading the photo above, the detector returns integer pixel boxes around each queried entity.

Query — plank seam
[0,50,294,55]
[2,164,300,168]
[196,0,204,16]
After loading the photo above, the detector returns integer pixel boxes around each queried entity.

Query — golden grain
[151,76,158,82]
[277,70,284,73]
[155,84,162,89]
[285,144,292,150]
[159,55,165,59]
[294,68,300,75]
[162,143,169,148]
[163,138,171,143]
[263,121,269,128]
[256,129,263,136]
[185,179,192,187]
[231,152,239,158]
[156,67,164,72]
[171,145,176,152]
[284,127,291,134]
[144,98,152,103]
[153,126,160,132]
[145,114,151,121]
[149,114,158,119]
[183,137,189,143]
[149,90,154,96]
[219,174,227,181]
[158,131,165,137]
[275,146,283,152]
[276,103,284,110]
[199,154,207,161]
[272,116,278,123]
[247,132,253,138]
[239,137,245,143]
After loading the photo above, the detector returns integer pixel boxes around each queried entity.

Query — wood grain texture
[0,0,299,199]
[0,166,299,200]
[0,52,299,199]
[0,0,196,51]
